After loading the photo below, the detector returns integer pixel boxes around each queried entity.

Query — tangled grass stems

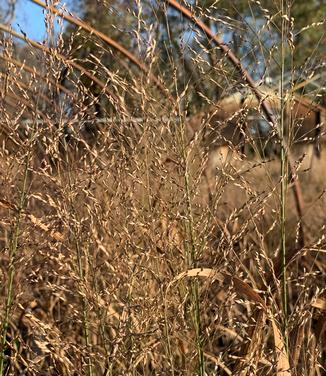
[0,0,325,374]
[0,127,32,374]
[60,143,94,376]
[181,129,205,374]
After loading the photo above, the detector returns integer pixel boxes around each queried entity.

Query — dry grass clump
[0,1,325,375]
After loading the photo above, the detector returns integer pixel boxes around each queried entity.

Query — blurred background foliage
[1,0,325,115]
[62,0,325,113]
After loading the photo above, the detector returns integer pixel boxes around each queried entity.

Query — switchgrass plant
[0,0,325,375]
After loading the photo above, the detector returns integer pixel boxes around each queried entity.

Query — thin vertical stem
[63,144,93,376]
[0,149,30,375]
[181,118,205,376]
[280,0,289,352]
[172,66,204,373]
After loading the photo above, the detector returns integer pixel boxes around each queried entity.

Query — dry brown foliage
[0,0,325,375]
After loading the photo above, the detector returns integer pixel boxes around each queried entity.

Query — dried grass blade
[312,298,326,310]
[271,320,291,376]
[203,351,232,375]
[235,310,266,376]
[290,324,305,370]
[28,214,64,242]
[0,198,64,242]
[170,268,266,306]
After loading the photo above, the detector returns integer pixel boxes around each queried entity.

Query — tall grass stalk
[63,146,93,376]
[180,115,205,376]
[0,139,31,374]
[280,0,289,352]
